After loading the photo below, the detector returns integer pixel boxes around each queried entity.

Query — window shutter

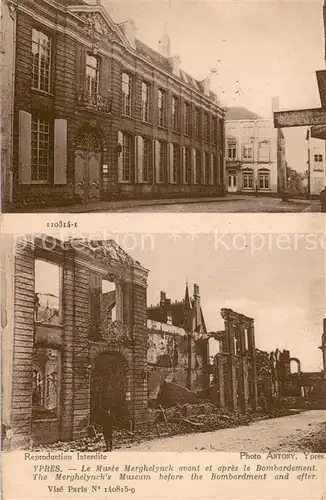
[54,119,67,185]
[191,148,196,184]
[168,143,173,183]
[19,110,31,184]
[118,131,123,182]
[181,146,185,184]
[154,140,160,183]
[135,136,144,183]
[210,153,214,185]
[202,152,206,185]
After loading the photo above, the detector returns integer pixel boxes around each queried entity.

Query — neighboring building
[306,129,325,196]
[225,106,286,195]
[0,0,16,208]
[1,235,149,447]
[147,285,209,401]
[11,0,225,210]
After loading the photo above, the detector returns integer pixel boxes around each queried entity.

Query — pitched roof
[226,106,262,120]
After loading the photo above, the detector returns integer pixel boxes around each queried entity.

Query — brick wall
[8,237,149,446]
[11,238,35,448]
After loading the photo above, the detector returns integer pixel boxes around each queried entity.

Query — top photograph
[1,0,326,214]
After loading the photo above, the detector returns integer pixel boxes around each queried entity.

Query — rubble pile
[32,404,296,452]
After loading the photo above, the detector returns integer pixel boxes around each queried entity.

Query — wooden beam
[274,108,326,128]
[317,70,326,108]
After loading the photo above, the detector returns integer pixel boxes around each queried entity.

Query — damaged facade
[147,285,209,406]
[2,235,149,448]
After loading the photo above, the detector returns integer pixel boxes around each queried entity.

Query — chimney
[160,291,166,306]
[119,19,136,49]
[168,55,181,77]
[272,96,280,113]
[200,75,211,96]
[158,28,171,58]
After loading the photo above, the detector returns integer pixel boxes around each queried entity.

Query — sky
[124,233,325,372]
[33,231,325,372]
[103,0,325,173]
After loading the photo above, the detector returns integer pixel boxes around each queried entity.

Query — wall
[225,119,278,194]
[308,136,325,196]
[1,1,15,207]
[147,321,208,401]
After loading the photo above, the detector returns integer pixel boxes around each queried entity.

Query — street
[39,196,320,213]
[122,410,326,452]
[114,198,317,213]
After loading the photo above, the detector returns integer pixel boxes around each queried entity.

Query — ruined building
[209,309,258,411]
[2,234,266,449]
[147,285,209,405]
[2,235,149,447]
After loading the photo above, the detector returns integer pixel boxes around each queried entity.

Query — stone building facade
[1,235,149,447]
[12,0,225,210]
[225,108,287,195]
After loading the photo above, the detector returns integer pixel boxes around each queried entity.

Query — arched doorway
[90,353,127,426]
[75,130,102,202]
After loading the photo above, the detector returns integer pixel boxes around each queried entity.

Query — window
[184,147,191,184]
[195,108,201,139]
[314,154,323,162]
[122,72,132,116]
[184,102,190,135]
[31,117,50,183]
[102,280,117,323]
[143,138,151,182]
[172,96,179,131]
[86,54,99,99]
[243,144,253,160]
[258,171,270,189]
[172,144,179,183]
[141,82,150,122]
[243,171,253,189]
[32,29,52,92]
[195,150,201,184]
[122,133,132,181]
[228,143,237,160]
[258,141,270,161]
[205,151,210,184]
[158,141,166,182]
[203,112,209,141]
[34,260,62,325]
[158,89,166,127]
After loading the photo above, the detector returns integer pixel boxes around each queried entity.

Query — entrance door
[75,149,101,202]
[91,353,127,425]
[228,174,237,192]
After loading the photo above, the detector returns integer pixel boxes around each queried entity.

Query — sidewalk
[34,195,246,213]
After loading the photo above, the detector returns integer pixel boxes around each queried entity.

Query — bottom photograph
[2,231,325,453]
